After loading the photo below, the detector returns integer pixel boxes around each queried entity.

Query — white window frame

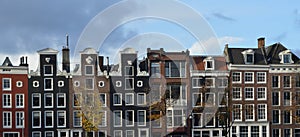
[114,130,122,137]
[2,78,12,91]
[138,129,149,137]
[257,104,267,121]
[125,110,134,127]
[44,65,53,76]
[32,93,41,108]
[257,72,266,83]
[44,93,53,108]
[57,93,66,108]
[85,78,94,90]
[205,78,215,88]
[138,110,146,126]
[99,93,107,107]
[205,59,214,70]
[192,93,202,107]
[16,81,23,87]
[113,93,122,106]
[283,91,291,106]
[257,87,267,100]
[232,72,242,83]
[98,81,105,87]
[73,110,82,127]
[218,92,226,107]
[232,87,242,100]
[125,93,134,106]
[74,81,80,87]
[85,65,94,75]
[57,111,66,128]
[73,93,82,107]
[167,109,186,127]
[98,111,107,127]
[137,80,143,87]
[165,61,186,78]
[32,132,41,137]
[3,132,19,137]
[33,81,39,87]
[218,77,228,88]
[192,113,202,127]
[244,87,254,100]
[45,131,54,137]
[192,77,203,88]
[44,78,53,91]
[233,104,242,121]
[272,109,281,124]
[58,80,64,87]
[125,78,134,90]
[45,111,54,128]
[126,130,134,137]
[272,92,280,106]
[85,93,94,107]
[3,111,12,128]
[16,94,24,108]
[32,111,41,128]
[245,53,254,64]
[137,93,146,105]
[116,81,122,87]
[205,113,215,127]
[3,94,12,108]
[16,111,24,128]
[205,92,215,106]
[283,75,291,88]
[283,110,292,124]
[125,66,134,76]
[244,72,254,83]
[114,111,122,127]
[245,104,255,121]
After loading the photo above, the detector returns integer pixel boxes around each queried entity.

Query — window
[114,130,122,137]
[45,131,54,137]
[240,126,248,137]
[16,94,24,108]
[257,104,267,120]
[32,93,41,108]
[85,65,94,75]
[246,53,254,64]
[125,93,134,105]
[297,92,300,106]
[98,81,105,87]
[151,62,161,78]
[32,111,41,128]
[58,80,64,87]
[283,54,292,63]
[3,94,11,108]
[232,72,241,83]
[99,93,106,107]
[113,93,122,106]
[44,65,53,75]
[126,110,134,126]
[137,93,146,105]
[273,129,280,137]
[205,93,215,106]
[218,93,226,107]
[44,93,53,108]
[85,78,94,90]
[251,126,259,137]
[272,110,280,124]
[16,111,24,128]
[85,93,94,107]
[284,129,291,137]
[232,87,241,100]
[57,111,66,127]
[150,85,160,103]
[165,61,186,78]
[2,78,11,90]
[151,110,161,127]
[296,76,300,87]
[114,111,122,127]
[193,93,202,107]
[137,81,143,87]
[74,81,80,87]
[272,92,280,106]
[272,76,280,88]
[125,66,133,76]
[3,111,12,128]
[45,111,53,128]
[244,72,254,83]
[205,113,215,127]
[283,76,291,88]
[192,113,202,127]
[138,129,149,137]
[73,93,82,107]
[57,93,66,108]
[233,104,242,121]
[295,129,300,137]
[33,81,39,87]
[218,78,228,88]
[245,87,254,100]
[166,84,186,106]
[283,110,291,124]
[73,111,82,127]
[245,104,254,121]
[126,130,134,137]
[257,72,266,83]
[32,132,41,137]
[44,78,53,91]
[3,133,19,137]
[206,60,214,70]
[16,81,23,87]
[116,81,122,87]
[192,78,204,88]
[262,126,267,137]
[98,111,107,127]
[283,92,291,106]
[218,112,227,127]
[138,110,146,126]
[167,109,186,127]
[205,78,215,88]
[257,87,266,100]
[125,78,134,90]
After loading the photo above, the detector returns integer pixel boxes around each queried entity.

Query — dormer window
[242,49,254,64]
[279,50,294,64]
[204,57,214,70]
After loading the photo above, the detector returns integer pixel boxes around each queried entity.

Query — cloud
[189,36,243,55]
[213,12,236,22]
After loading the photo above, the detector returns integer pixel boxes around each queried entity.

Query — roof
[191,56,227,71]
[1,57,13,66]
[265,43,300,64]
[225,47,267,65]
[37,48,59,54]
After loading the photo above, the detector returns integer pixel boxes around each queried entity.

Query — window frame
[232,87,242,100]
[244,72,254,83]
[85,65,94,75]
[257,104,267,121]
[2,78,11,91]
[3,111,12,128]
[57,111,66,128]
[113,110,122,127]
[44,78,53,91]
[44,65,53,76]
[113,93,122,106]
[257,72,266,83]
[125,66,134,76]
[257,87,267,100]
[44,93,53,108]
[32,111,41,128]
[125,110,134,127]
[125,93,134,106]
[137,110,146,126]
[99,93,107,107]
[232,72,241,83]
[3,94,12,108]
[45,111,54,128]
[15,111,24,128]
[244,87,254,100]
[137,93,146,105]
[73,110,82,127]
[57,93,66,108]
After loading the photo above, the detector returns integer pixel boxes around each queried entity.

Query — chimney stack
[258,37,265,49]
[62,34,70,73]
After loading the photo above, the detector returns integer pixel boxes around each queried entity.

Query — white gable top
[37,48,59,54]
[80,48,98,54]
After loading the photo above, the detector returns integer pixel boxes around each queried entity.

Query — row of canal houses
[1,37,300,137]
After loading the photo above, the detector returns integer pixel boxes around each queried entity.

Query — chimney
[106,57,109,76]
[62,34,70,73]
[98,56,104,71]
[258,37,265,49]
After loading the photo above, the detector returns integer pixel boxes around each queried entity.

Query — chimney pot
[258,37,265,49]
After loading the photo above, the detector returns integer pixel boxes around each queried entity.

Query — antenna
[66,34,69,48]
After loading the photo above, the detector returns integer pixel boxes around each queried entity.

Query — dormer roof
[1,57,13,66]
[225,47,267,65]
[265,43,300,64]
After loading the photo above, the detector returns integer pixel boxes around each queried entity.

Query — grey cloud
[213,12,236,22]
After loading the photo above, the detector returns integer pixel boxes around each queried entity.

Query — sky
[1,0,300,70]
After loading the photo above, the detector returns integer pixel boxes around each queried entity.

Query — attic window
[279,50,294,64]
[246,54,254,64]
[204,57,214,70]
[242,49,254,64]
